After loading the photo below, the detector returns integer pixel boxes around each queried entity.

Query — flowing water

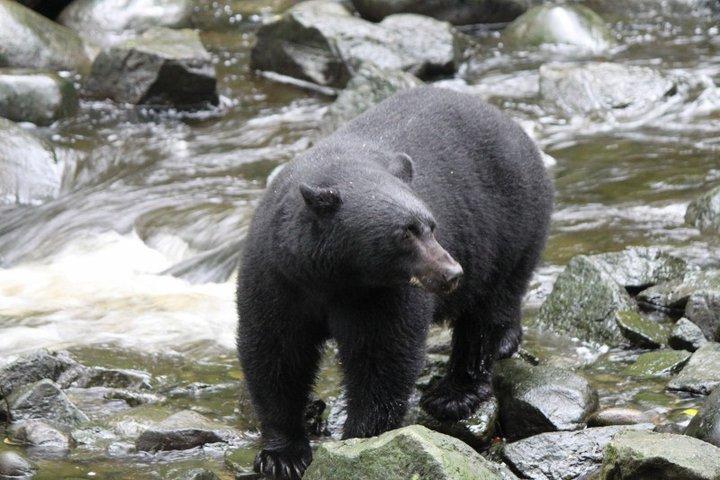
[1,0,719,477]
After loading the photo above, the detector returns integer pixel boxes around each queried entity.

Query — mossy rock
[615,310,669,349]
[667,342,720,395]
[623,349,691,378]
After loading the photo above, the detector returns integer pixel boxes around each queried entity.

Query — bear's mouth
[409,275,460,294]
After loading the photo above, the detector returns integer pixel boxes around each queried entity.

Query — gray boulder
[0,350,77,399]
[539,62,677,119]
[58,365,152,390]
[135,410,242,452]
[325,63,423,132]
[685,291,720,341]
[600,430,720,480]
[535,248,686,344]
[4,379,89,426]
[59,0,194,47]
[250,0,466,89]
[0,69,78,126]
[86,27,218,108]
[669,318,708,351]
[502,424,653,480]
[686,185,720,235]
[686,386,720,448]
[0,0,91,72]
[0,118,61,205]
[7,419,75,451]
[0,449,36,479]
[637,270,720,313]
[352,0,539,24]
[667,342,720,395]
[502,4,614,54]
[615,310,669,349]
[492,358,598,440]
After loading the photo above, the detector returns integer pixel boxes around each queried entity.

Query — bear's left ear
[299,183,342,214]
[387,153,414,183]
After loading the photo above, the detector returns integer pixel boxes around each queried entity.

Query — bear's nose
[443,263,463,284]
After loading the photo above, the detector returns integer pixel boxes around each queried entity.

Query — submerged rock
[535,248,685,344]
[416,397,498,450]
[686,185,720,235]
[58,365,152,390]
[0,0,90,72]
[667,342,720,395]
[0,69,77,126]
[502,424,652,480]
[502,4,614,54]
[0,350,77,399]
[325,63,423,132]
[686,386,720,448]
[351,0,538,24]
[492,358,598,440]
[623,349,691,377]
[669,318,708,352]
[4,379,89,426]
[86,27,218,108]
[0,118,61,205]
[8,419,75,451]
[59,0,194,48]
[539,62,677,119]
[615,310,669,349]
[251,0,465,88]
[0,450,36,479]
[304,425,502,480]
[599,430,720,480]
[135,410,241,452]
[587,408,648,427]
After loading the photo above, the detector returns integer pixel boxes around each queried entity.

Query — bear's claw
[420,379,493,422]
[254,440,312,480]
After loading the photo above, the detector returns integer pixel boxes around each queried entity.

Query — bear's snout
[410,236,463,294]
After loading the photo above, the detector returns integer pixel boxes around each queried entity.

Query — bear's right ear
[387,153,414,183]
[299,183,342,214]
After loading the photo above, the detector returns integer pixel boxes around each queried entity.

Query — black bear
[237,86,553,479]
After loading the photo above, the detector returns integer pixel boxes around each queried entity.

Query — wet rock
[492,358,598,440]
[250,0,465,89]
[667,342,720,395]
[104,389,164,407]
[224,448,259,477]
[685,291,720,341]
[0,450,36,479]
[0,118,61,205]
[615,310,669,348]
[416,397,498,450]
[58,365,152,390]
[669,318,708,352]
[0,69,77,126]
[352,0,538,24]
[502,424,652,480]
[539,62,677,119]
[623,349,691,377]
[535,248,685,344]
[637,270,720,314]
[86,27,218,108]
[135,410,242,452]
[59,0,194,48]
[587,408,648,427]
[0,0,90,72]
[502,4,614,54]
[304,425,502,480]
[599,429,720,480]
[4,380,89,426]
[325,63,422,132]
[415,354,449,391]
[7,419,75,451]
[167,468,220,480]
[426,326,453,355]
[686,386,720,448]
[0,350,77,399]
[686,185,720,235]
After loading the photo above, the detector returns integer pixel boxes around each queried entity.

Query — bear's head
[296,152,463,294]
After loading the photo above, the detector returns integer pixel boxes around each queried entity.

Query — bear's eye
[404,223,422,239]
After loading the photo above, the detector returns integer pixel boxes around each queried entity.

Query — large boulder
[0,118,61,205]
[58,0,194,48]
[535,248,686,344]
[0,449,36,479]
[325,63,423,132]
[0,0,91,72]
[669,318,709,352]
[686,386,720,448]
[351,0,539,25]
[303,425,502,480]
[250,0,466,89]
[492,358,598,440]
[502,4,614,54]
[86,27,218,107]
[3,379,89,426]
[667,342,720,395]
[685,291,720,340]
[0,69,78,125]
[599,430,720,480]
[686,185,720,235]
[502,424,653,480]
[7,419,75,451]
[539,62,677,119]
[0,350,78,399]
[623,349,691,378]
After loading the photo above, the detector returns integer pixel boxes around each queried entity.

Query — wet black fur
[236,86,554,479]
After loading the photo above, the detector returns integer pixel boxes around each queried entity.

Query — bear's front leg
[330,289,431,439]
[237,292,326,480]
